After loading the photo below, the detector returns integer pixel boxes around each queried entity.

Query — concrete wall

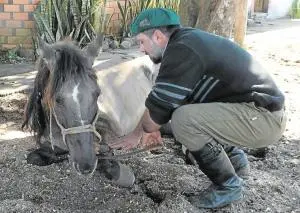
[0,0,125,50]
[267,0,294,19]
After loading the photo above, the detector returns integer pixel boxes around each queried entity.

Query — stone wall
[0,0,125,50]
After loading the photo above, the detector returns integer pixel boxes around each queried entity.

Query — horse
[23,36,103,175]
[22,36,160,182]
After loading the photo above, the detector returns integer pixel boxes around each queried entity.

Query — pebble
[290,159,300,165]
[120,41,132,49]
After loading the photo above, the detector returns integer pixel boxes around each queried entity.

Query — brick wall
[0,0,38,50]
[106,0,122,34]
[0,0,125,51]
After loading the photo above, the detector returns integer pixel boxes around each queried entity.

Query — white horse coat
[94,56,159,140]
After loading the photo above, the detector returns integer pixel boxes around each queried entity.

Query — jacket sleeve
[145,43,204,125]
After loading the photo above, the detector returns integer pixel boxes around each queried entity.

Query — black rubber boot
[188,141,243,209]
[223,145,250,179]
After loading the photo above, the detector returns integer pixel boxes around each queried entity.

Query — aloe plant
[33,0,111,48]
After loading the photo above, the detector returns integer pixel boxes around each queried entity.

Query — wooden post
[234,0,248,46]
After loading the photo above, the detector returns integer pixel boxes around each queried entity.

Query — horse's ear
[84,34,103,65]
[37,37,52,58]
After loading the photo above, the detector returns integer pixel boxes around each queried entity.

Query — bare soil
[0,19,299,213]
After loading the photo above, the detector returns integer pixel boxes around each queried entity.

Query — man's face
[137,32,165,64]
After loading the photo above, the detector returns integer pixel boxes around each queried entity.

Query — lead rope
[49,108,163,160]
[96,143,163,160]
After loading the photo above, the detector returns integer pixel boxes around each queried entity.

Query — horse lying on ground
[22,36,159,185]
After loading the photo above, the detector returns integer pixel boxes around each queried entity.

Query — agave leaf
[103,13,113,33]
[70,0,80,26]
[85,27,92,42]
[117,1,126,23]
[78,34,87,46]
[87,20,96,35]
[82,0,88,17]
[34,13,55,43]
[145,0,152,9]
[52,0,64,36]
[56,28,62,41]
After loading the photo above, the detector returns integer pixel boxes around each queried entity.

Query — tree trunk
[234,0,248,46]
[195,0,236,38]
[178,0,200,27]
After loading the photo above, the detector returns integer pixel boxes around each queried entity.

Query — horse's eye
[93,90,100,98]
[55,96,63,104]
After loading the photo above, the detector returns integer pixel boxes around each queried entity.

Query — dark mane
[45,42,97,103]
[22,57,50,144]
[22,41,97,145]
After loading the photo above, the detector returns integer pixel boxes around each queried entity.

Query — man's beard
[148,43,164,64]
[149,55,162,64]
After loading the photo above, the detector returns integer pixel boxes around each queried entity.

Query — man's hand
[109,131,143,150]
[109,130,162,150]
[109,109,162,150]
[140,131,162,148]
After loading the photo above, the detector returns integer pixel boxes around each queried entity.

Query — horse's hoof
[113,162,135,188]
[104,161,135,188]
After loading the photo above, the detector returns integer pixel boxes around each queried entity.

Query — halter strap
[49,107,102,150]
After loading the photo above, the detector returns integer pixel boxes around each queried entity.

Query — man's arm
[141,109,161,133]
[109,109,162,150]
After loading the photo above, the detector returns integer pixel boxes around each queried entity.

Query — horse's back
[95,56,158,137]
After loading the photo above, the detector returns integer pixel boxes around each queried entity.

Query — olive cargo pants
[170,102,287,151]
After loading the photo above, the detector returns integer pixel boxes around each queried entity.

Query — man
[111,8,287,208]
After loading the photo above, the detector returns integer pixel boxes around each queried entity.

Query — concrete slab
[0,48,143,96]
[0,63,35,78]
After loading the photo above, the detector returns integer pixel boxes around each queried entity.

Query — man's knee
[171,105,191,135]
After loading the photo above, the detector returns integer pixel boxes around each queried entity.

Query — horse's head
[24,35,103,175]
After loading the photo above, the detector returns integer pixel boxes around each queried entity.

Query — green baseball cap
[130,8,181,35]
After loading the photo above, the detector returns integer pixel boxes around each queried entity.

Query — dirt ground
[0,19,299,213]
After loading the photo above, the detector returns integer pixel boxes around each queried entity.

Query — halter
[49,107,102,150]
[48,107,163,161]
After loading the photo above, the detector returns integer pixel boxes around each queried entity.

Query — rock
[247,19,255,27]
[120,40,132,49]
[109,40,119,49]
[290,159,300,165]
[102,39,110,52]
[123,37,138,46]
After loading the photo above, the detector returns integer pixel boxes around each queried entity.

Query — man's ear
[153,30,167,47]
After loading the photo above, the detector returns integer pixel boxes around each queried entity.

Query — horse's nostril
[74,160,98,175]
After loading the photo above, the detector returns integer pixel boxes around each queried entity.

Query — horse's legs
[97,131,135,188]
[27,140,68,166]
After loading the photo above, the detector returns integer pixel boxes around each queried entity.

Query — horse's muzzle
[72,159,98,176]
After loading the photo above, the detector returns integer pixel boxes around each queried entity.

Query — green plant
[117,0,180,41]
[33,0,111,47]
[151,0,180,12]
[290,0,300,18]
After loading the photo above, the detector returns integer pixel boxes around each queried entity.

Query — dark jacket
[145,28,285,125]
